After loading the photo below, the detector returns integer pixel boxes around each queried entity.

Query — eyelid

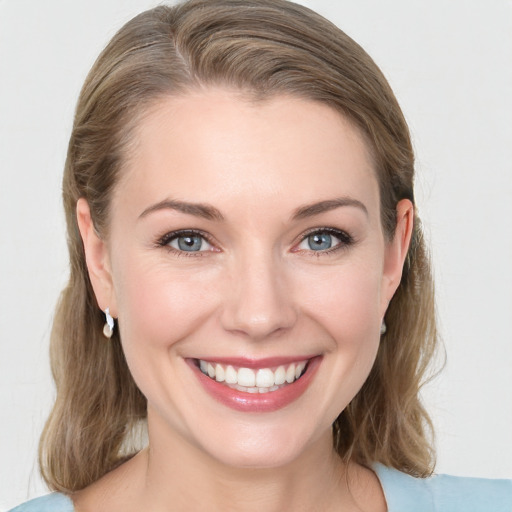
[156,229,220,255]
[156,227,354,256]
[291,227,355,254]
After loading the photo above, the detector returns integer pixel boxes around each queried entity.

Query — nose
[220,251,297,341]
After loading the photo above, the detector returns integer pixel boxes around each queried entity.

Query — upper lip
[192,355,318,369]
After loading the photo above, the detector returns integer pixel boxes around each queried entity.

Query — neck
[72,410,386,512]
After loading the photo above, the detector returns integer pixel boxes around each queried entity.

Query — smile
[190,356,321,412]
[197,359,308,394]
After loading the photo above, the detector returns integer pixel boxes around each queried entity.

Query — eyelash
[293,227,355,257]
[155,227,355,257]
[156,229,216,257]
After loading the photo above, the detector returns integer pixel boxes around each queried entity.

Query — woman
[9,0,511,510]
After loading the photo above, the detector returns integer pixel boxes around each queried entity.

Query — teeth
[295,362,306,379]
[274,366,286,385]
[237,367,256,387]
[286,365,295,383]
[256,368,275,388]
[198,359,308,392]
[215,364,225,382]
[225,365,237,384]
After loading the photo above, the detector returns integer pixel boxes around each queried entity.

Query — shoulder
[373,463,512,512]
[7,493,74,512]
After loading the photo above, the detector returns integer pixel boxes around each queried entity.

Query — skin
[75,89,413,512]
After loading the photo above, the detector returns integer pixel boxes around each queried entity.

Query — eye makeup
[154,225,356,259]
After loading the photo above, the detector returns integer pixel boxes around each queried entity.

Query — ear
[380,199,414,312]
[76,198,117,317]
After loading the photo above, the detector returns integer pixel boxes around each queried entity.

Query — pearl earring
[103,307,115,338]
[380,319,387,336]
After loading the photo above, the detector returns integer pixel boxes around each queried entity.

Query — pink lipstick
[188,356,321,412]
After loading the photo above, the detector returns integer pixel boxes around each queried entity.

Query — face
[79,89,411,469]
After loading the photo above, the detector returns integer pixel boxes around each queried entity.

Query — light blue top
[373,464,512,512]
[8,465,512,511]
[8,492,74,512]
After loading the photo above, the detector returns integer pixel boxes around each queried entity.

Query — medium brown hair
[40,0,438,492]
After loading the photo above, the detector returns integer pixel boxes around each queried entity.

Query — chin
[190,417,329,470]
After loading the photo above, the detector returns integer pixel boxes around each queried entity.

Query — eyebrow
[139,199,224,221]
[292,197,368,220]
[139,196,367,222]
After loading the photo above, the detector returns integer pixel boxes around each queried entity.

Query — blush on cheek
[115,263,221,351]
[297,267,381,344]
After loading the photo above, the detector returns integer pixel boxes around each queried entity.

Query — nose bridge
[221,244,296,340]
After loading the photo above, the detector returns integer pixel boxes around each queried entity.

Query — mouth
[189,356,321,412]
[196,359,308,394]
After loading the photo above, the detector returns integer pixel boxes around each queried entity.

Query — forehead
[116,89,379,217]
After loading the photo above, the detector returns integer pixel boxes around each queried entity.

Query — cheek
[295,258,383,390]
[295,259,383,341]
[112,256,220,353]
[297,262,383,411]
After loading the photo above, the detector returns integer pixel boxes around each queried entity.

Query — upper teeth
[199,360,307,389]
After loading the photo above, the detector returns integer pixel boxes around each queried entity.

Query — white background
[1,0,511,509]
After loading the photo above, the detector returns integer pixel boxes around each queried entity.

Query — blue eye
[296,229,351,253]
[307,232,334,251]
[167,233,213,252]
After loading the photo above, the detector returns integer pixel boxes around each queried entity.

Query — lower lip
[188,357,322,413]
